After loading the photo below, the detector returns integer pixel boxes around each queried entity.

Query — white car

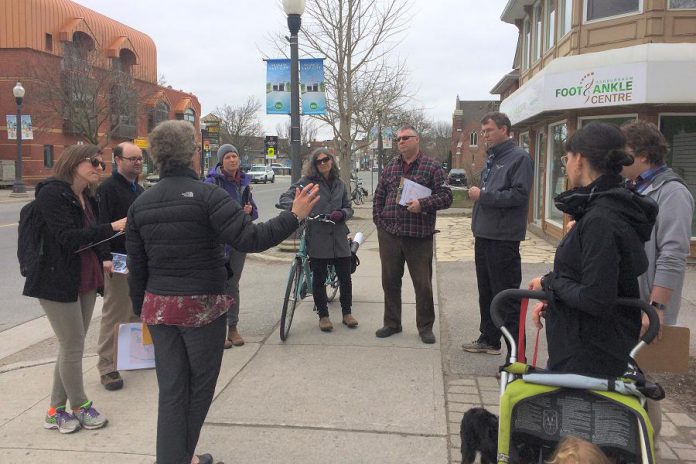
[249,165,275,184]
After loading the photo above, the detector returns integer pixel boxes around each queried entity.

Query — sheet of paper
[115,322,155,371]
[111,253,128,274]
[398,177,432,206]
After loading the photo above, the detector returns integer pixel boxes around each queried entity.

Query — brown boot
[342,314,358,328]
[224,326,244,349]
[319,317,334,332]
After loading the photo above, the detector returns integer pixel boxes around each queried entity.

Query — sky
[74,0,519,139]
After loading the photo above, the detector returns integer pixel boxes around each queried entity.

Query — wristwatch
[650,301,667,311]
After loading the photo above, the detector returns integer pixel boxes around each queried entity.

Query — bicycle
[350,177,367,205]
[280,214,339,341]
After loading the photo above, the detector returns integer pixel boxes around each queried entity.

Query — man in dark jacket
[95,142,144,391]
[463,112,533,357]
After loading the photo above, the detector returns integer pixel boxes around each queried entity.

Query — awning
[499,43,696,126]
[106,36,139,62]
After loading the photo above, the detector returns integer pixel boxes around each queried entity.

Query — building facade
[0,0,201,184]
[494,0,696,253]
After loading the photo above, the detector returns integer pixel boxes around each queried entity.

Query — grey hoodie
[638,168,694,325]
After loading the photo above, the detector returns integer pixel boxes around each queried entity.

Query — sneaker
[319,317,334,332]
[100,371,124,391]
[44,406,81,434]
[73,401,108,430]
[462,338,501,355]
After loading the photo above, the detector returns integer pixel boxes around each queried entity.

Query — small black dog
[460,407,499,464]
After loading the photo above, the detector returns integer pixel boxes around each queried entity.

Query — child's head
[547,436,610,464]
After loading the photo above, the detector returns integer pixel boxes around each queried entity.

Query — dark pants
[310,256,352,318]
[148,314,226,464]
[475,237,522,356]
[377,228,435,333]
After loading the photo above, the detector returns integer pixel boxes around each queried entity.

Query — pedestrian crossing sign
[267,147,276,159]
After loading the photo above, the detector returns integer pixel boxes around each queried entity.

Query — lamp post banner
[266,59,292,114]
[6,115,33,140]
[300,58,326,115]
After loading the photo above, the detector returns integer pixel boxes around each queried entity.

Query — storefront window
[659,114,696,237]
[669,0,696,8]
[546,122,567,225]
[579,115,637,128]
[586,0,640,22]
[534,131,546,225]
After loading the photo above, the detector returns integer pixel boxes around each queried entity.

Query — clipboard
[634,325,690,374]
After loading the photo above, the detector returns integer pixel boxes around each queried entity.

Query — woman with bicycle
[279,148,357,332]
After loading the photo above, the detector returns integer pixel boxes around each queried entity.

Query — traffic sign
[266,147,276,159]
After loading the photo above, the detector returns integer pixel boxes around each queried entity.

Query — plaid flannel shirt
[373,152,452,238]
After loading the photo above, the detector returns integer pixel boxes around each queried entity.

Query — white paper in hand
[111,253,128,274]
[398,178,432,206]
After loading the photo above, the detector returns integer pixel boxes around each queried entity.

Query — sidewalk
[1,203,696,462]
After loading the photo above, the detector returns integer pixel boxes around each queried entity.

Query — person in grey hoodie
[463,112,533,358]
[621,120,694,439]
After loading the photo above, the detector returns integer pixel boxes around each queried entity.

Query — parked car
[271,163,291,175]
[248,165,275,184]
[143,173,160,189]
[447,168,468,187]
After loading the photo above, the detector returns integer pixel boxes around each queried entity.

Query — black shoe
[375,326,402,338]
[419,330,436,344]
[100,371,124,391]
[196,454,214,464]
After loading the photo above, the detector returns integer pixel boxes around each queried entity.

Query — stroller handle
[490,289,661,345]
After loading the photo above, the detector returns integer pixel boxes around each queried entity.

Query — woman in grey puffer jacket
[279,148,357,332]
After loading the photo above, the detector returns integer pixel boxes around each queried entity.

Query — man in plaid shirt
[373,124,452,344]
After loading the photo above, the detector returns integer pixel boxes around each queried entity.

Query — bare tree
[214,97,264,156]
[275,117,320,157]
[271,0,412,185]
[426,121,452,163]
[27,46,141,146]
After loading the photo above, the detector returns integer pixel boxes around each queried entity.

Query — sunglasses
[120,156,143,162]
[315,157,332,165]
[396,135,416,142]
[85,158,106,170]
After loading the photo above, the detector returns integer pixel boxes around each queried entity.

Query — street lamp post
[283,0,305,184]
[12,82,27,195]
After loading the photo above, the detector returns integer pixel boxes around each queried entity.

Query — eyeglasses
[396,135,416,142]
[560,154,569,167]
[85,158,106,171]
[315,157,331,165]
[121,156,143,163]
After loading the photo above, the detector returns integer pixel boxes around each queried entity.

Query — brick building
[450,97,500,183]
[0,0,201,185]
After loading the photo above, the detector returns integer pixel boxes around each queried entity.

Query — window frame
[545,0,557,51]
[545,120,568,228]
[668,0,696,9]
[469,131,478,147]
[577,113,638,128]
[583,0,643,24]
[558,0,573,39]
[43,145,54,168]
[533,1,543,62]
[522,17,531,70]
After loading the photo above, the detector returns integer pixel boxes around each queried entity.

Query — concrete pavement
[1,198,696,462]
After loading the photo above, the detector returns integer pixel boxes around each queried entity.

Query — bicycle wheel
[354,191,364,205]
[326,265,339,302]
[280,258,302,341]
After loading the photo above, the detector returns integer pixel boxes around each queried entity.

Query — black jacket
[96,171,144,254]
[126,167,299,314]
[23,179,115,302]
[543,175,657,377]
[471,139,533,241]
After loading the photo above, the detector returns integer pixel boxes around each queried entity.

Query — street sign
[266,147,276,159]
[265,135,279,159]
[134,137,148,149]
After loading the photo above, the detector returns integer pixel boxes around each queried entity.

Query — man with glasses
[463,112,533,358]
[95,142,145,390]
[373,124,452,344]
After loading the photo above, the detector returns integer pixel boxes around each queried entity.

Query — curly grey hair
[148,120,197,173]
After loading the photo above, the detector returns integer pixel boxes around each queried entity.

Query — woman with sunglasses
[23,144,127,434]
[279,149,358,331]
[528,122,657,377]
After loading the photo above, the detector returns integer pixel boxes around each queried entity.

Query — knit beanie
[217,144,239,164]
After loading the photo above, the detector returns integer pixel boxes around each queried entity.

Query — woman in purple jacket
[204,144,258,348]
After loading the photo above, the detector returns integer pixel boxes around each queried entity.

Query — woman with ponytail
[529,122,657,377]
